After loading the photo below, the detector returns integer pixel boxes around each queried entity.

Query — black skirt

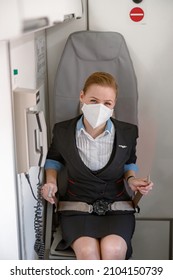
[56,211,135,259]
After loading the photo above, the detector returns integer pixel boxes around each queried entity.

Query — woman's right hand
[41,183,58,204]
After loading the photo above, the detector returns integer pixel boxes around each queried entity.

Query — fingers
[128,176,153,195]
[137,181,153,195]
[41,183,58,204]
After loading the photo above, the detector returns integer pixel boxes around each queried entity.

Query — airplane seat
[45,30,138,260]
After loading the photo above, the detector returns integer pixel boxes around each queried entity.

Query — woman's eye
[90,99,97,103]
[105,102,111,106]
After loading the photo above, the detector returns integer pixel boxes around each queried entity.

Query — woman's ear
[79,90,84,103]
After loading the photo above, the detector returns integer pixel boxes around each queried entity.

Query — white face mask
[81,103,113,129]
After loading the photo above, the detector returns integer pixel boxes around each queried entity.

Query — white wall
[89,0,173,217]
[9,30,47,259]
[88,0,173,259]
[0,0,83,40]
[0,31,49,260]
[0,42,20,259]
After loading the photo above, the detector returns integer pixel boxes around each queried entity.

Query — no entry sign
[130,7,144,22]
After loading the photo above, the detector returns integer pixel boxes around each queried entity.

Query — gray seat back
[53,30,138,125]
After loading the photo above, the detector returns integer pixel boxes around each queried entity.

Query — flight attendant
[41,72,153,260]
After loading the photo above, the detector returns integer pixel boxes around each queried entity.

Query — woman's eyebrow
[90,96,113,102]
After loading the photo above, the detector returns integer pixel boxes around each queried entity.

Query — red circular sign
[130,7,144,22]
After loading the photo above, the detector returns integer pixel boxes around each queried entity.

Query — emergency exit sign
[130,7,144,22]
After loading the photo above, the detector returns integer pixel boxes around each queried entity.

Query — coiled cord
[25,168,45,259]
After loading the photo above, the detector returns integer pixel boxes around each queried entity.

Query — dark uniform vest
[47,115,138,204]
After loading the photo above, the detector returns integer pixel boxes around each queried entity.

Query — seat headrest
[53,31,138,125]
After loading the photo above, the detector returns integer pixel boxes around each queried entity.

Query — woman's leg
[71,236,100,260]
[100,234,127,260]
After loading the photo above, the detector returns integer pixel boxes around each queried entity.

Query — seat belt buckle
[92,200,110,215]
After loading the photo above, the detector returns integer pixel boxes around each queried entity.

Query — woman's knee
[100,235,127,260]
[79,245,98,259]
[71,237,100,260]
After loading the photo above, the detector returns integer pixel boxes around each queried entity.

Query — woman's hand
[128,177,153,195]
[41,183,58,204]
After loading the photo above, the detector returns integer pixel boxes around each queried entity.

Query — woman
[41,72,153,260]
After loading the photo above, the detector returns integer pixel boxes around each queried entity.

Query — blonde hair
[83,72,118,97]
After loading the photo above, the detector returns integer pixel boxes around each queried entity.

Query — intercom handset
[13,87,47,174]
[27,110,47,170]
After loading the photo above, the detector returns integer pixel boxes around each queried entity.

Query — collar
[76,116,113,135]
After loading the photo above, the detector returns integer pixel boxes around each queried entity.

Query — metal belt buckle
[93,200,110,215]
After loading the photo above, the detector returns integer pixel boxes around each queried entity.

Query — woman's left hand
[128,177,154,195]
